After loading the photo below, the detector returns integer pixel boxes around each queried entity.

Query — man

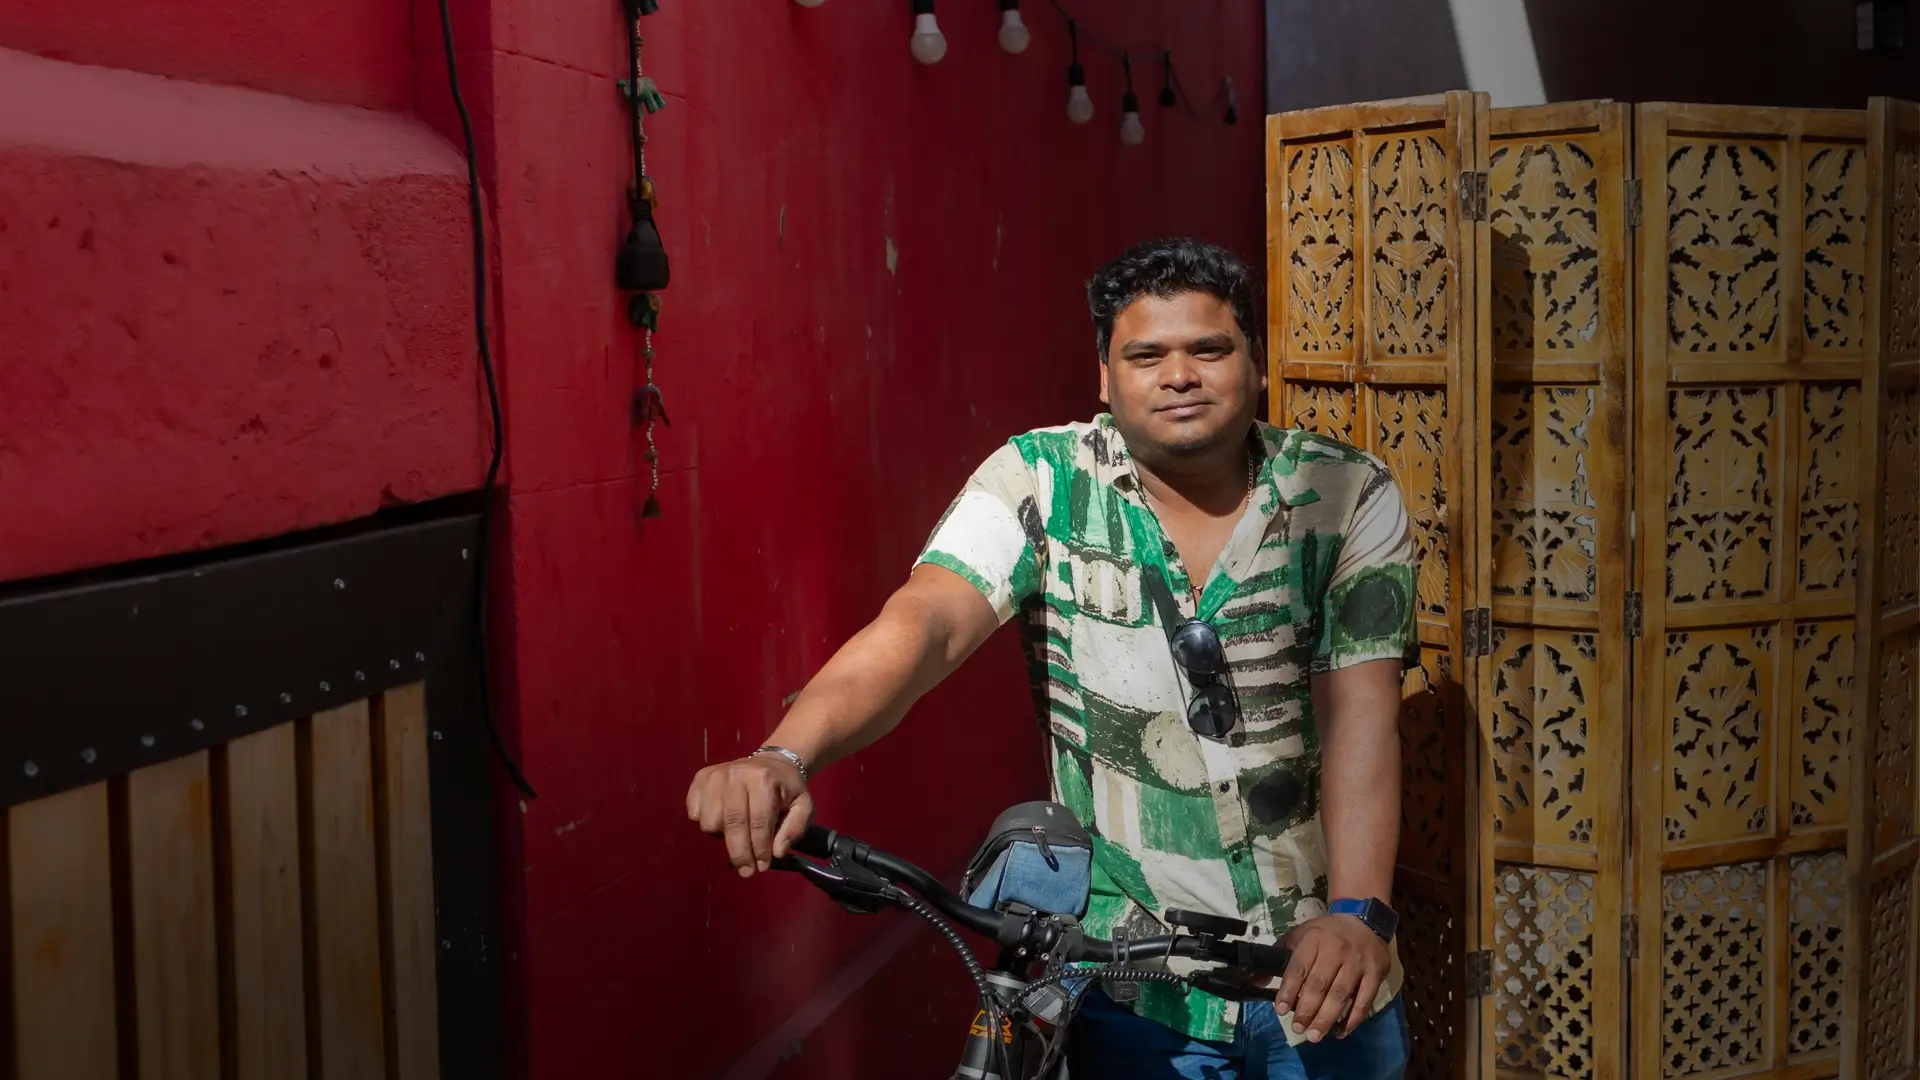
[686,238,1414,1079]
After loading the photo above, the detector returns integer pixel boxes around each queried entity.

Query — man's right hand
[686,755,814,878]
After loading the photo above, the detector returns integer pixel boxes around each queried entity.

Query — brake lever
[1175,934,1289,1002]
[1186,967,1279,1002]
[768,854,895,915]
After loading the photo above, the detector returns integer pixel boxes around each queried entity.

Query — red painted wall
[490,5,1265,1076]
[0,0,1264,1075]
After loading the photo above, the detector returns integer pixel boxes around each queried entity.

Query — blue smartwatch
[1329,897,1398,943]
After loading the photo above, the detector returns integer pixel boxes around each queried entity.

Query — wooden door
[1480,100,1635,1080]
[1265,89,1491,1080]
[1850,96,1920,1080]
[3,693,440,1080]
[1630,102,1878,1080]
[0,515,499,1080]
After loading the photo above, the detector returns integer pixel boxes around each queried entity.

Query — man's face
[1099,290,1265,462]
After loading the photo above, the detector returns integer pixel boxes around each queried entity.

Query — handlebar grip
[793,824,835,859]
[1242,941,1292,975]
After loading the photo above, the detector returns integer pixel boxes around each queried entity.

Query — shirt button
[1218,782,1231,793]
[1162,541,1178,558]
[1232,852,1244,863]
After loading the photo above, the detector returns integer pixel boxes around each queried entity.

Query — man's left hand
[1270,913,1391,1042]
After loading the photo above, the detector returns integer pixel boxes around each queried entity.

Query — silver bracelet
[750,744,809,780]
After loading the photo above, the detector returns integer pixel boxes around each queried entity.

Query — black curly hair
[1085,238,1263,364]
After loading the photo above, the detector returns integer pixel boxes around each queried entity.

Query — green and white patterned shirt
[916,414,1416,1043]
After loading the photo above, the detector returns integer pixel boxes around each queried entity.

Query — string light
[1064,20,1093,123]
[909,0,948,64]
[997,0,1031,54]
[1118,55,1144,146]
[783,0,1239,140]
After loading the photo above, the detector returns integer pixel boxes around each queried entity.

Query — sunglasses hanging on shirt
[1142,569,1241,739]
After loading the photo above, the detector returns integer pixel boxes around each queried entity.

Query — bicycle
[769,805,1293,1079]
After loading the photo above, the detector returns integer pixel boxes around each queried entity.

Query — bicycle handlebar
[781,823,1291,994]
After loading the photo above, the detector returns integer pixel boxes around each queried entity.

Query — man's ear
[1098,357,1111,405]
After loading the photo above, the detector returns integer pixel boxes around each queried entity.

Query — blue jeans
[1066,991,1409,1079]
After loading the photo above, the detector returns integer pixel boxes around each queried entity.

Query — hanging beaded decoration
[619,2,670,518]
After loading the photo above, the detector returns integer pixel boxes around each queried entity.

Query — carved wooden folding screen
[1630,103,1889,1080]
[1265,91,1490,1080]
[1480,101,1635,1080]
[1851,97,1920,1080]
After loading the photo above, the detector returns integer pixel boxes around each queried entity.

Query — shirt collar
[1091,413,1321,509]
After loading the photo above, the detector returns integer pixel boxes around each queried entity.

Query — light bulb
[1065,61,1093,124]
[1119,90,1144,146]
[1067,85,1094,124]
[909,13,947,64]
[793,0,826,7]
[998,10,1030,53]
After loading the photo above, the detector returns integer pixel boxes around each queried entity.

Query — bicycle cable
[893,891,1017,1079]
[1015,963,1192,1075]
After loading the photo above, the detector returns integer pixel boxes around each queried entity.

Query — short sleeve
[914,442,1046,624]
[1311,466,1419,673]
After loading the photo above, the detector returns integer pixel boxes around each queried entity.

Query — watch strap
[1329,897,1397,942]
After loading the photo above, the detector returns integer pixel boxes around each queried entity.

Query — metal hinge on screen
[1626,178,1644,229]
[1625,590,1644,639]
[1458,171,1489,222]
[1461,608,1494,658]
[1465,949,1493,997]
[1623,913,1640,960]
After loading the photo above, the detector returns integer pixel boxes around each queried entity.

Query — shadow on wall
[1266,0,1919,111]
[1265,0,1469,112]
[1523,0,1920,108]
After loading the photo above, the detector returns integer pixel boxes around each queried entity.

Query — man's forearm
[763,573,995,772]
[1313,660,1403,902]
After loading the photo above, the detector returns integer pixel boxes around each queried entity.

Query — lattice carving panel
[1787,851,1846,1060]
[1797,385,1860,598]
[1366,135,1452,358]
[1666,388,1777,606]
[1666,141,1782,355]
[1790,622,1853,830]
[1883,389,1920,614]
[1661,862,1768,1076]
[1376,388,1450,621]
[1664,627,1775,845]
[1399,889,1457,1080]
[1488,138,1603,360]
[1494,866,1596,1078]
[1489,628,1597,850]
[1889,134,1920,358]
[1284,382,1355,444]
[1283,141,1359,357]
[1865,869,1914,1080]
[1491,386,1599,605]
[1802,145,1867,352]
[1874,631,1917,852]
[1399,646,1454,881]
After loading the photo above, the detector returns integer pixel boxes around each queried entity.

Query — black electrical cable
[1048,2,1234,125]
[438,0,538,800]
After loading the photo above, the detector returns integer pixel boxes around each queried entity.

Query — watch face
[1369,901,1398,940]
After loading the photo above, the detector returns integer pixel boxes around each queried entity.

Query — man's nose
[1161,352,1201,389]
